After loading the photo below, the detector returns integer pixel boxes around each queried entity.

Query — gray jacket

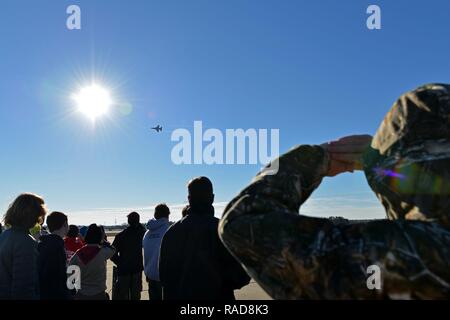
[69,244,115,297]
[0,227,40,300]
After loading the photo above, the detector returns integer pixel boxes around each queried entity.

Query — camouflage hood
[363,83,450,226]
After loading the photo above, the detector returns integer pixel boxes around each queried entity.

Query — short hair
[46,212,68,233]
[67,225,79,238]
[127,212,140,226]
[154,204,170,219]
[4,193,47,229]
[188,176,214,205]
[84,224,103,245]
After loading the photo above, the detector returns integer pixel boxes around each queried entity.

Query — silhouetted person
[111,212,146,300]
[159,177,250,300]
[143,204,171,300]
[69,224,115,300]
[64,225,85,263]
[38,211,71,300]
[0,193,47,300]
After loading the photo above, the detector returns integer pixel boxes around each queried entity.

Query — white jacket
[143,218,170,281]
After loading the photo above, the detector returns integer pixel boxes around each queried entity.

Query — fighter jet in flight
[151,125,163,133]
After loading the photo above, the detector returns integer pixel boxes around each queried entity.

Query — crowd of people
[1,84,449,300]
[0,177,250,300]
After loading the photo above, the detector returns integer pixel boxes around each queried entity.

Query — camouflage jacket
[219,145,450,299]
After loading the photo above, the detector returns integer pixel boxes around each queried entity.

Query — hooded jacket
[143,218,171,281]
[363,83,450,225]
[69,243,115,297]
[159,205,250,300]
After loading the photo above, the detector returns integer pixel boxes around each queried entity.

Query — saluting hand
[321,134,373,177]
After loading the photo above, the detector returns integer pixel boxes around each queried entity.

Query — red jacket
[64,237,85,263]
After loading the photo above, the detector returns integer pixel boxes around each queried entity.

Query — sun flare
[72,84,112,121]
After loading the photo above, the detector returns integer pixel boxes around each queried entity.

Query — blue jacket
[0,227,40,300]
[143,218,170,281]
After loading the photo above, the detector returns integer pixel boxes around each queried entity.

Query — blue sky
[1,0,450,223]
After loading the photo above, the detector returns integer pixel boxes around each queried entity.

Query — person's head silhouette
[187,176,214,207]
[154,204,170,220]
[46,211,69,237]
[67,225,80,238]
[85,224,104,245]
[4,193,47,230]
[127,211,140,227]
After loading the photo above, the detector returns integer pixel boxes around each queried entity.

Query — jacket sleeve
[158,232,169,286]
[59,244,70,299]
[217,235,251,290]
[12,239,39,300]
[219,144,450,299]
[101,244,116,261]
[218,145,332,298]
[158,229,177,287]
[110,236,120,265]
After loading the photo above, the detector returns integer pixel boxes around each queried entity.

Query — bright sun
[72,84,112,121]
